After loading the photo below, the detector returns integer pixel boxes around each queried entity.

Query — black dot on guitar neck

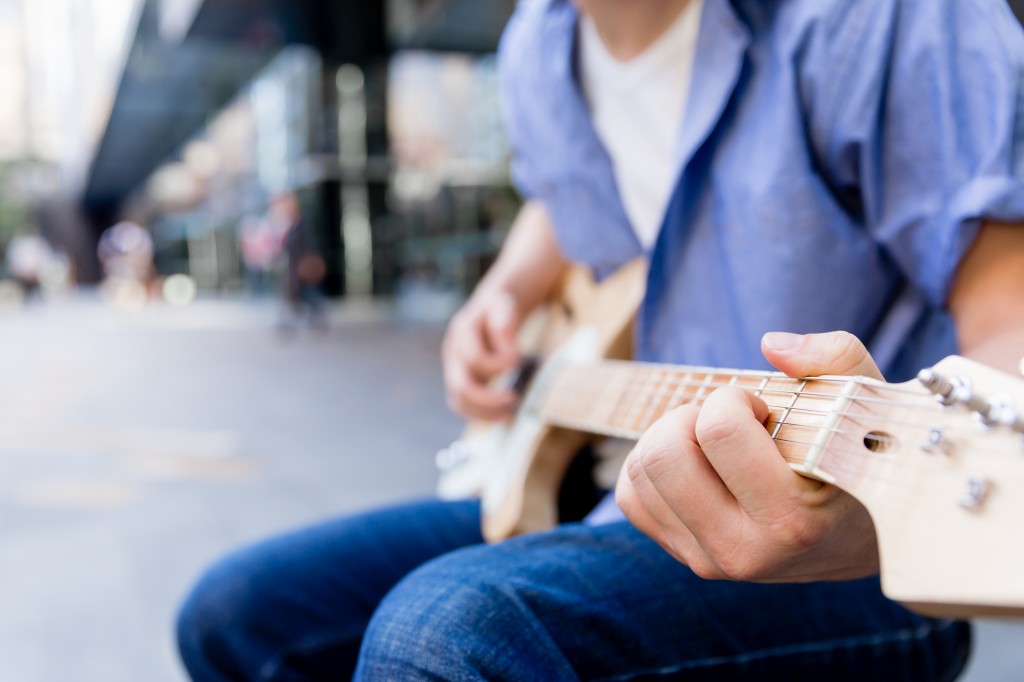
[863,431,896,453]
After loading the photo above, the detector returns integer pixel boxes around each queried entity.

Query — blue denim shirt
[500,0,1024,382]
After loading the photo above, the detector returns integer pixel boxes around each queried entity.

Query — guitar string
[552,410,923,452]
[543,369,1022,449]
[565,363,953,401]
[542,373,1019,482]
[558,371,945,409]
[543,388,1013,443]
[543,382,921,433]
[545,419,958,487]
[546,415,1001,487]
[551,373,978,417]
[768,437,976,487]
[564,417,1023,487]
[589,361,936,398]
[551,400,1004,441]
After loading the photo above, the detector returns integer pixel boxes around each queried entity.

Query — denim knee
[355,547,575,681]
[176,553,271,682]
[356,566,506,679]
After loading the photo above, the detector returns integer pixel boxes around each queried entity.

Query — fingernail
[762,332,803,352]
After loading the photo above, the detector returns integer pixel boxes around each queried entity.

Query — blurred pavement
[0,296,1018,681]
[0,296,457,681]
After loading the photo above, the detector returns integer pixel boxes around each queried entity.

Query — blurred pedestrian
[97,221,155,309]
[270,192,326,332]
[239,215,281,297]
[6,233,52,304]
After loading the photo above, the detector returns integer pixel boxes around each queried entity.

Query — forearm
[948,221,1024,376]
[469,200,569,314]
[958,327,1024,376]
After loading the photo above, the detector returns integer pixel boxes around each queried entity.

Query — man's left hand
[616,331,884,583]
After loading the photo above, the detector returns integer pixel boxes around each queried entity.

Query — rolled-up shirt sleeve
[498,3,543,202]
[805,0,1024,307]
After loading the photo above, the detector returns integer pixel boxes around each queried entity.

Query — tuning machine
[918,369,1024,430]
[920,428,952,455]
[959,476,993,511]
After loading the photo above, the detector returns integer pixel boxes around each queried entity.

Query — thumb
[761,331,884,380]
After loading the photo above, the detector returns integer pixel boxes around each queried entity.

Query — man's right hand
[442,290,522,421]
[442,200,569,421]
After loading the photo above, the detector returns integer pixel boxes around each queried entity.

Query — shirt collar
[543,0,751,177]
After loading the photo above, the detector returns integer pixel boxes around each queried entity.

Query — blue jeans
[177,499,970,681]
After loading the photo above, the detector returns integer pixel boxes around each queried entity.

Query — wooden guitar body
[435,260,646,542]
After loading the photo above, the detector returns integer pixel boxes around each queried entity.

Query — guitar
[435,263,1024,618]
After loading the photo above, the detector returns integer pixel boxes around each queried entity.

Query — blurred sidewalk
[0,296,1018,681]
[0,296,459,681]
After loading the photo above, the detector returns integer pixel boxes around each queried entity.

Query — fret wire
[637,369,671,431]
[632,369,658,431]
[635,366,665,431]
[754,375,770,398]
[607,368,634,432]
[771,379,808,439]
[593,366,622,417]
[590,368,618,426]
[609,368,632,415]
[692,373,716,404]
[657,371,688,418]
[612,368,637,426]
[646,372,684,429]
[669,371,692,408]
[623,367,657,432]
[591,368,621,428]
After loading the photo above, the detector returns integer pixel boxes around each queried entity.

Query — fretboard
[537,361,852,474]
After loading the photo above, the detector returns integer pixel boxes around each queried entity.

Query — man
[177,0,1024,679]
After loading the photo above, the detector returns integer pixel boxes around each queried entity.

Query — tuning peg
[917,369,968,407]
[959,476,992,511]
[920,428,952,455]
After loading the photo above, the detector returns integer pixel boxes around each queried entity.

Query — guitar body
[435,260,646,542]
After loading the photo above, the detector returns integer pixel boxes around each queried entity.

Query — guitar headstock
[823,356,1024,617]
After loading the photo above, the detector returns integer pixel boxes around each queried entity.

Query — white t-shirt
[578,0,704,249]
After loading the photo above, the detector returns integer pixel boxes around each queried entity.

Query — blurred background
[0,0,1022,680]
[1,0,521,308]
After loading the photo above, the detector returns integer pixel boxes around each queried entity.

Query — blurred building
[14,0,1024,297]
[77,0,516,300]
[0,0,138,281]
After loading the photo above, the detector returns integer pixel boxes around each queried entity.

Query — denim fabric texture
[178,500,485,681]
[179,500,970,681]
